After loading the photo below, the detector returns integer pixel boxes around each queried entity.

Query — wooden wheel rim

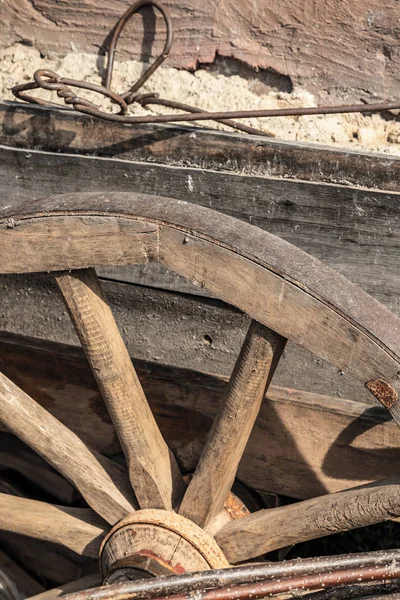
[1,191,400,587]
[2,191,400,387]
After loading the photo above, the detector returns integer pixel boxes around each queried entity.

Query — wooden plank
[0,215,157,275]
[3,197,400,418]
[158,221,400,406]
[1,102,400,191]
[1,332,399,501]
[56,268,184,510]
[1,144,400,315]
[0,271,375,403]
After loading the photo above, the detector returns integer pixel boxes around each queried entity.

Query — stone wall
[1,0,399,102]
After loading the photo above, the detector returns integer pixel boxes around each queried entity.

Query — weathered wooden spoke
[55,268,184,510]
[180,320,286,527]
[215,476,400,563]
[2,191,400,589]
[0,493,107,557]
[0,372,136,524]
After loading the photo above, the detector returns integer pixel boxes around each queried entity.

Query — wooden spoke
[55,268,185,510]
[180,321,286,527]
[0,493,107,558]
[0,372,136,524]
[28,574,102,600]
[215,476,400,563]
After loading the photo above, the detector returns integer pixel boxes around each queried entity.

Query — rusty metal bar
[61,550,400,600]
[104,0,173,97]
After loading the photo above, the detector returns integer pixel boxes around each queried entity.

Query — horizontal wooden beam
[1,144,399,317]
[1,102,399,191]
[1,332,399,501]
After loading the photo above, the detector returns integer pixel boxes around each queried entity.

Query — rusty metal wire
[104,0,173,103]
[12,0,400,135]
[13,69,129,113]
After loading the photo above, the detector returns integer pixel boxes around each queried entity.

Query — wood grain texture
[0,270,374,404]
[100,510,229,577]
[56,268,184,510]
[215,477,400,563]
[180,321,286,527]
[3,193,400,390]
[0,493,107,558]
[2,102,400,191]
[160,225,400,416]
[0,371,136,524]
[2,145,400,318]
[1,332,400,500]
[28,575,101,600]
[0,0,399,102]
[0,213,158,274]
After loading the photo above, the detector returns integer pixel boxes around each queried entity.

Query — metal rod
[138,97,274,136]
[105,0,173,95]
[72,99,400,126]
[62,550,400,600]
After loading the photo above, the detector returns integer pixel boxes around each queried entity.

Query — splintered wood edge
[215,476,400,563]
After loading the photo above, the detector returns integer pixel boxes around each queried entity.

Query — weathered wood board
[0,332,399,501]
[1,102,399,189]
[1,142,400,312]
[1,102,400,404]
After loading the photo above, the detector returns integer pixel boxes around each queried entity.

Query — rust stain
[224,492,250,520]
[171,562,186,574]
[136,549,177,573]
[365,378,398,409]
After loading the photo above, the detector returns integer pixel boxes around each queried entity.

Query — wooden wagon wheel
[2,191,400,593]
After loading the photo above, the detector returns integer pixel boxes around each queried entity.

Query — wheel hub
[100,509,230,583]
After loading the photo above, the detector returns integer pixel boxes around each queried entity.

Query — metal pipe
[61,550,400,600]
